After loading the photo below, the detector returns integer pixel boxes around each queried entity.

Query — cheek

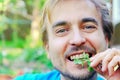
[48,38,67,60]
[87,33,108,53]
[47,38,68,68]
[49,38,67,52]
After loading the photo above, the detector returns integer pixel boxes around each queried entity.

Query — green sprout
[73,52,93,71]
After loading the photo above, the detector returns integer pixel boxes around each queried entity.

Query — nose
[69,31,86,46]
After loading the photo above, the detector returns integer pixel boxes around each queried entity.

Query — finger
[102,51,114,72]
[90,53,100,62]
[92,64,103,74]
[90,51,103,62]
[99,48,116,72]
[90,49,111,67]
[90,55,95,61]
[90,53,103,67]
[108,56,120,76]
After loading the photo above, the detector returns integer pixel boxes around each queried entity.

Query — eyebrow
[81,18,98,25]
[52,18,98,28]
[52,21,67,28]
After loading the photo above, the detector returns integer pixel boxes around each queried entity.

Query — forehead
[50,0,101,24]
[55,0,95,8]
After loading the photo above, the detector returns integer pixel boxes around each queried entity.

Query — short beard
[54,67,97,80]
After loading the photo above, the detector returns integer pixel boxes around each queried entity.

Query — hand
[90,48,120,80]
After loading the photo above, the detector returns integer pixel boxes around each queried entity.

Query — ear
[45,43,50,59]
[105,36,109,48]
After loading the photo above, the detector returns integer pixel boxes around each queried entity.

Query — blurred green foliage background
[0,0,117,79]
[0,0,53,78]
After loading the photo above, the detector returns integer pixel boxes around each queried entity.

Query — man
[14,0,120,80]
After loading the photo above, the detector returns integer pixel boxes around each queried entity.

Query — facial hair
[55,67,97,80]
[55,45,97,80]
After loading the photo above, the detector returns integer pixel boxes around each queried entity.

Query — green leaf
[74,59,82,65]
[88,66,94,72]
[73,52,93,71]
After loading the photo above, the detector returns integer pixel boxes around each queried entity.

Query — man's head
[41,0,113,46]
[40,0,113,80]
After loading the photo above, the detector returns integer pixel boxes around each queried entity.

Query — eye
[84,25,96,29]
[56,28,67,33]
[55,28,69,36]
[82,25,97,33]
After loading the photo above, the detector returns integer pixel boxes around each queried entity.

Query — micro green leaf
[73,52,93,71]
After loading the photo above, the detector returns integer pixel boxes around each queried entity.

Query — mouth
[67,52,93,61]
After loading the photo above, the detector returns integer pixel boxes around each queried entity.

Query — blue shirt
[14,70,105,80]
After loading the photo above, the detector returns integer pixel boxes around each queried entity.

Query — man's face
[46,0,108,79]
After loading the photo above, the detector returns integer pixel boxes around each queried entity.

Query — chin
[55,67,97,80]
[69,68,93,78]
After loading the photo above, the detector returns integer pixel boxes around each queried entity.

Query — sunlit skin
[45,0,120,80]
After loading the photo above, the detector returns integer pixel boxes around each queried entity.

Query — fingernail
[90,57,94,61]
[90,62,94,67]
[102,67,105,72]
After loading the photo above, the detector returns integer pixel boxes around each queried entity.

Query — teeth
[76,55,79,59]
[70,54,84,60]
[70,56,73,60]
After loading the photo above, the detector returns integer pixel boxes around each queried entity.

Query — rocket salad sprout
[73,52,93,71]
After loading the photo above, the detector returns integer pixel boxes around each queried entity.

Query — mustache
[64,45,96,57]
